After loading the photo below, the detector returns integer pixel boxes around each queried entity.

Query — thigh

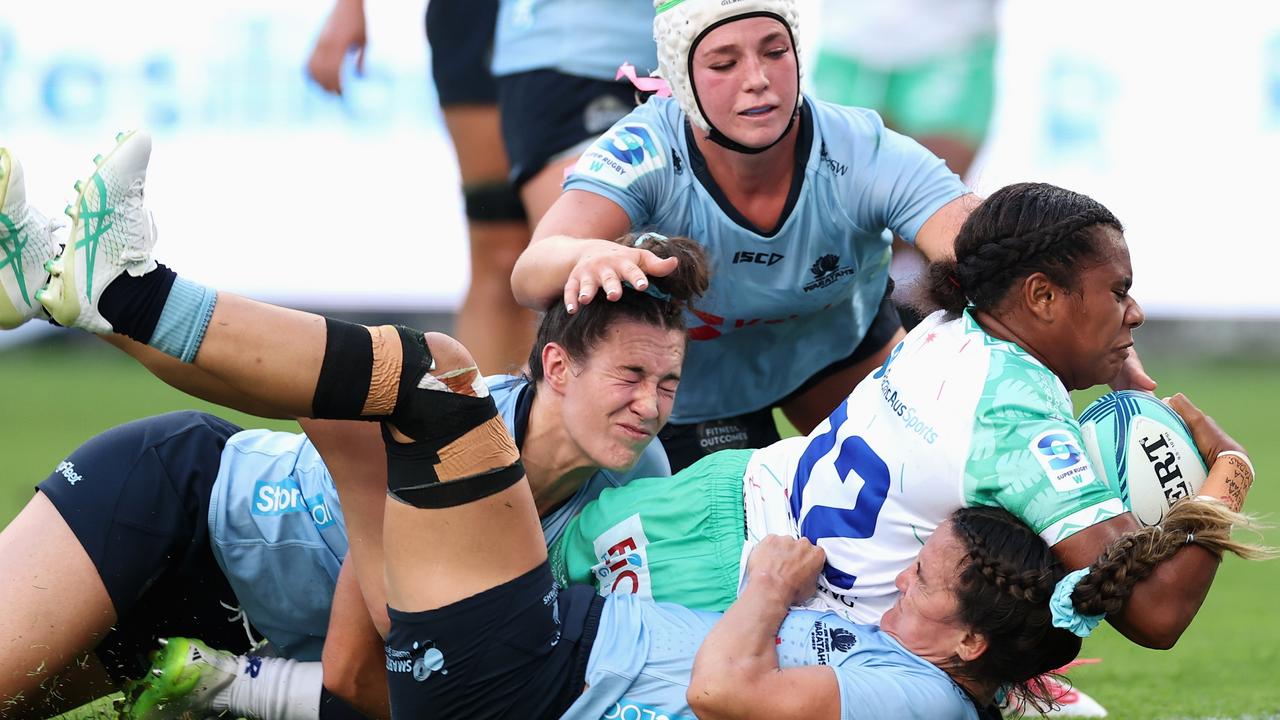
[0,491,117,713]
[34,412,252,681]
[425,0,499,107]
[812,48,890,110]
[886,35,997,145]
[550,450,751,612]
[385,562,601,720]
[496,69,636,190]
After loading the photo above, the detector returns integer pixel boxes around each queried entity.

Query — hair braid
[1072,498,1275,617]
[924,183,1124,314]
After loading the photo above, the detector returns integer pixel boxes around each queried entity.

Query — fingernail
[566,303,575,314]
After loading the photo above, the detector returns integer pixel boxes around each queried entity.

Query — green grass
[3,340,1278,718]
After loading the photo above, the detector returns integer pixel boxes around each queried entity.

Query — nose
[741,55,769,92]
[1126,296,1145,329]
[894,566,910,594]
[630,380,661,422]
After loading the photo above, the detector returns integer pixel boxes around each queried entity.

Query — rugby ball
[1078,391,1208,526]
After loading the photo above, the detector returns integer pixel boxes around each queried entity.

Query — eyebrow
[623,365,681,383]
[700,31,788,57]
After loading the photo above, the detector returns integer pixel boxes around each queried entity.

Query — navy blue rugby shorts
[36,411,258,681]
[385,561,603,719]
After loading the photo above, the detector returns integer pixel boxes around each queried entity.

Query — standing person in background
[811,0,998,328]
[513,0,990,472]
[491,0,660,223]
[308,0,536,374]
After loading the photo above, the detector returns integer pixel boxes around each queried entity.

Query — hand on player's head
[745,535,825,606]
[563,243,680,313]
[1166,393,1245,465]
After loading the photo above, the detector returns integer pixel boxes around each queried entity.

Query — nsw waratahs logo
[810,621,858,664]
[803,254,855,292]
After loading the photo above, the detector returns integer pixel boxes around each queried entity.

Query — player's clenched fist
[745,534,826,606]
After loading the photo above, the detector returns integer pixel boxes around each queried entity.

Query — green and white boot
[37,129,158,333]
[118,637,238,720]
[0,148,60,329]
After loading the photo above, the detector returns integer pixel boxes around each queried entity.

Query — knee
[421,332,478,380]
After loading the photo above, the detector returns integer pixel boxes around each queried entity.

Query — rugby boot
[38,130,158,333]
[0,148,60,328]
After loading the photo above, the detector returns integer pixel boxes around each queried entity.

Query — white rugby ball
[1078,391,1208,526]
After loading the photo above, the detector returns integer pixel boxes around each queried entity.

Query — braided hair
[947,506,1079,714]
[527,233,710,382]
[947,500,1271,715]
[926,183,1123,314]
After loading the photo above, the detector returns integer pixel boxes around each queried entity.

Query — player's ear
[541,342,573,395]
[1022,272,1059,323]
[956,629,988,663]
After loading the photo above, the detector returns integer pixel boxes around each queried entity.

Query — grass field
[2,337,1277,719]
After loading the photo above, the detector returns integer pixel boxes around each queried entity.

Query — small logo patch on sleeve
[571,122,666,190]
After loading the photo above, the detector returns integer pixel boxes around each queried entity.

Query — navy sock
[96,262,177,344]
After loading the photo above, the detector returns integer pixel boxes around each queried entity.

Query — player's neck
[522,389,598,516]
[693,124,797,197]
[972,309,1061,379]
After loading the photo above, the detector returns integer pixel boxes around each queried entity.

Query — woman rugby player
[9,178,1265,716]
[0,135,705,718]
[512,0,1155,473]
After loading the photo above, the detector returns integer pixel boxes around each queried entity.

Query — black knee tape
[312,318,373,419]
[381,392,525,508]
[463,181,527,223]
[384,422,525,508]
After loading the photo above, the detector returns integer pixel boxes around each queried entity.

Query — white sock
[212,655,324,720]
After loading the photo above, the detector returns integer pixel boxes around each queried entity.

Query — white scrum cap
[653,0,801,132]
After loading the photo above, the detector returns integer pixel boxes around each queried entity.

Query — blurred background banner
[0,0,468,312]
[2,0,1278,318]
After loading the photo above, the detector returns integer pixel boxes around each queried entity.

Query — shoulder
[808,97,891,141]
[485,374,527,434]
[566,98,683,194]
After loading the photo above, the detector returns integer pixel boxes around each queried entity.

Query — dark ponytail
[527,233,710,382]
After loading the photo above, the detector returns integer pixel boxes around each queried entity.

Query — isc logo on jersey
[1030,431,1099,493]
[575,123,665,189]
[590,513,653,600]
[252,476,335,528]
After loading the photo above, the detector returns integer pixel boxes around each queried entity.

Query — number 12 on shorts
[790,400,891,590]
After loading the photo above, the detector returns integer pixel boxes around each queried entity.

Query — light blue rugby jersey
[207,375,670,660]
[562,596,979,720]
[492,0,658,80]
[564,96,968,423]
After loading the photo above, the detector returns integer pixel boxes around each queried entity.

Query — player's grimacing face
[1053,227,1145,390]
[880,521,971,665]
[561,319,684,472]
[690,16,799,148]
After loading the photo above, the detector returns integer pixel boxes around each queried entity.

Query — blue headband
[1049,568,1105,638]
[626,232,673,301]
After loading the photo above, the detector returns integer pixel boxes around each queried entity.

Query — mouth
[738,104,777,118]
[617,422,653,441]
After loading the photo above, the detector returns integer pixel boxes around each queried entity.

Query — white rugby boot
[0,148,60,329]
[37,130,158,333]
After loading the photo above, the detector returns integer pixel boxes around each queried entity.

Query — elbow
[1115,605,1192,650]
[687,664,748,719]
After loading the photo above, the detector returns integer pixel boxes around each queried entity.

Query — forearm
[689,578,791,718]
[510,235,594,308]
[1109,543,1219,648]
[1108,454,1251,648]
